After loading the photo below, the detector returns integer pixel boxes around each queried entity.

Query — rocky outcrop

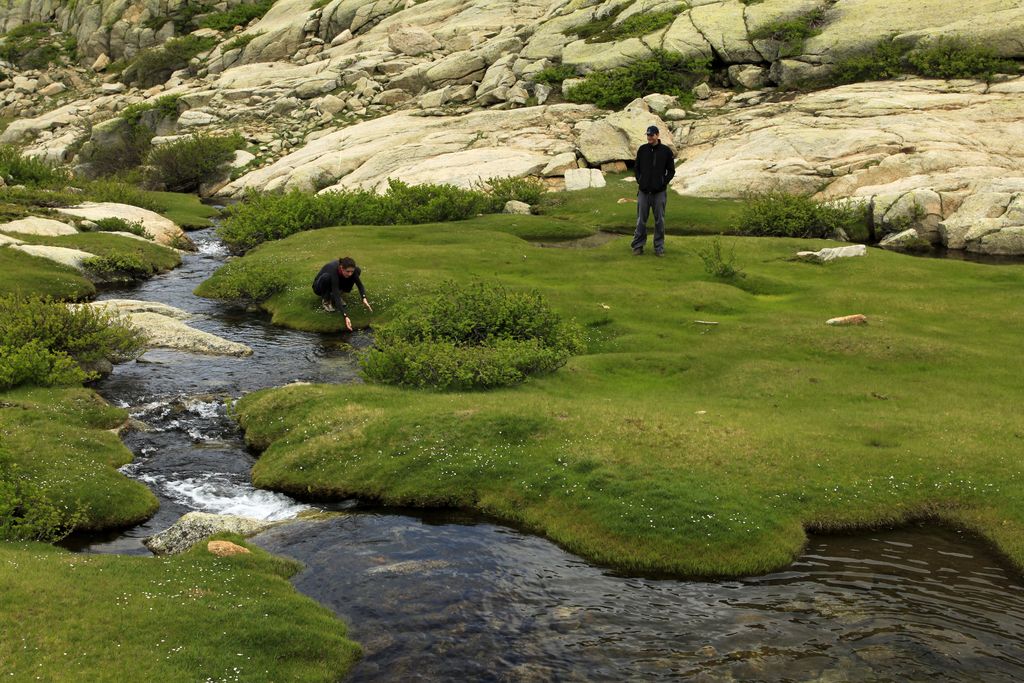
[675,78,1024,254]
[143,511,276,555]
[55,203,187,247]
[0,216,77,236]
[10,244,94,269]
[79,299,253,356]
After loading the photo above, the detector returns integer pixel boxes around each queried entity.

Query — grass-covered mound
[0,386,157,530]
[220,220,1024,576]
[0,536,360,680]
[0,248,95,299]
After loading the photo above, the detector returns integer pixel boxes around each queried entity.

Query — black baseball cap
[646,125,659,135]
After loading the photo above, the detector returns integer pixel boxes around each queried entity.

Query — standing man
[632,125,675,256]
[312,256,372,331]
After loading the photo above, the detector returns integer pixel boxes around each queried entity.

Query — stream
[68,226,1024,681]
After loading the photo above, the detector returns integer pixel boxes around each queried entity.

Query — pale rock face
[177,110,221,128]
[0,234,24,246]
[388,24,442,56]
[564,168,606,191]
[578,101,672,166]
[503,200,532,215]
[11,244,94,270]
[879,228,922,248]
[796,244,867,262]
[0,217,78,237]
[56,203,186,247]
[542,152,578,177]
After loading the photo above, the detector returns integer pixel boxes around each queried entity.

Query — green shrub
[602,10,678,42]
[361,281,585,390]
[201,257,289,302]
[533,64,578,86]
[143,132,245,192]
[750,7,826,57]
[121,35,218,88]
[571,3,630,42]
[120,94,182,124]
[833,37,911,84]
[487,176,546,206]
[87,217,149,237]
[223,32,262,53]
[218,180,498,252]
[0,294,144,389]
[82,253,155,280]
[0,22,73,69]
[564,50,709,109]
[695,237,743,279]
[735,191,867,239]
[907,35,1019,81]
[199,0,275,30]
[0,145,71,187]
[0,461,86,542]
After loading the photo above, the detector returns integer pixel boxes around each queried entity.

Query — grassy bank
[0,386,158,530]
[0,247,95,299]
[211,219,1024,576]
[0,536,360,680]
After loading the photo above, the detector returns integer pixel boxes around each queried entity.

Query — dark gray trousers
[632,190,667,253]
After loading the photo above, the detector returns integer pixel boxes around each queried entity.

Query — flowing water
[69,226,1024,680]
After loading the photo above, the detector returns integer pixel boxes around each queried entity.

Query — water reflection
[256,514,1024,682]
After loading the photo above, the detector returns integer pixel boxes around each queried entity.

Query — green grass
[0,248,95,299]
[0,386,157,530]
[536,174,745,236]
[0,535,361,680]
[9,232,181,274]
[209,215,1024,577]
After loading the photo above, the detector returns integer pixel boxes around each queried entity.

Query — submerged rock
[144,512,277,555]
[76,299,253,356]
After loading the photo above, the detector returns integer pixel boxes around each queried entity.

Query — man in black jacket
[312,256,372,331]
[632,125,675,256]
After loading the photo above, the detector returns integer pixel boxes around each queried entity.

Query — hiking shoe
[632,248,643,256]
[321,300,335,312]
[655,251,665,257]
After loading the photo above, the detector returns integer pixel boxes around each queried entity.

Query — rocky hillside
[2,0,1024,252]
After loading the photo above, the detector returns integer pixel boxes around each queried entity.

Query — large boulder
[10,244,94,270]
[55,203,186,247]
[143,512,277,555]
[577,100,672,166]
[0,217,78,236]
[388,24,441,56]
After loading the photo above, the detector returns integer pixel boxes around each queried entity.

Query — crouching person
[312,256,372,331]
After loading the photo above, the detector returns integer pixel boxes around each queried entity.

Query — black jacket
[313,260,366,315]
[635,142,675,193]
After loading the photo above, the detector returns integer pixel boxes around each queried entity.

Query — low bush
[361,281,584,390]
[199,0,275,30]
[87,217,149,237]
[832,37,911,84]
[600,10,678,42]
[735,191,868,239]
[0,22,74,69]
[219,179,504,251]
[533,64,578,86]
[0,294,144,390]
[82,253,155,280]
[564,50,709,109]
[143,132,246,192]
[907,35,1019,81]
[695,237,743,279]
[487,176,546,206]
[0,145,70,187]
[0,460,86,542]
[750,7,827,57]
[222,32,262,53]
[121,35,218,88]
[200,257,289,303]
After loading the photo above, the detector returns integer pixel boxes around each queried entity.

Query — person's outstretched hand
[343,315,353,332]
[362,297,373,312]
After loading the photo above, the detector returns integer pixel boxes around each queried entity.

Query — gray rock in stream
[144,512,277,555]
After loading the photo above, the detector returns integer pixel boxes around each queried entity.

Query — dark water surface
[69,227,1024,681]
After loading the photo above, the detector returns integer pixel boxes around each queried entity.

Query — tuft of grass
[0,145,71,188]
[222,31,263,53]
[907,35,1019,82]
[143,132,246,193]
[532,63,578,86]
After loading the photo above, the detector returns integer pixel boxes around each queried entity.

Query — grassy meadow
[198,193,1024,576]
